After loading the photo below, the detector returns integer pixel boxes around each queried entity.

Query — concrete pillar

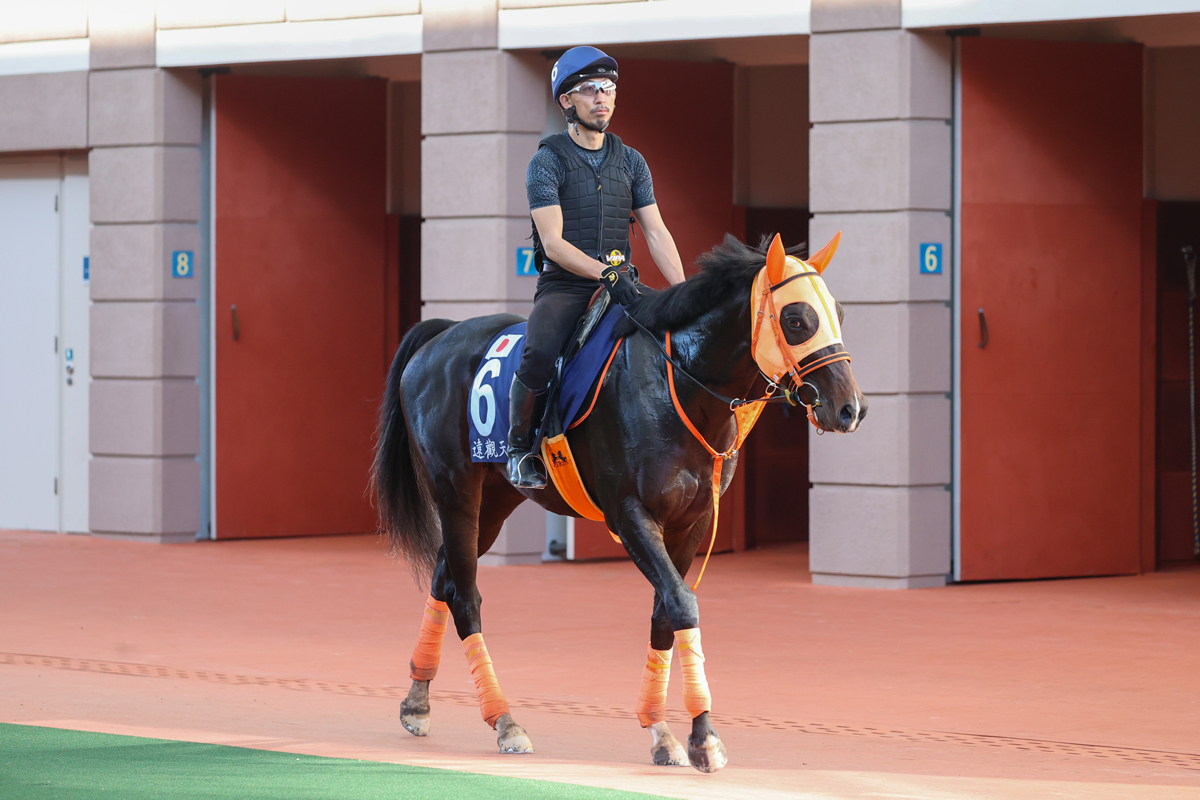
[421,0,548,563]
[807,0,953,587]
[88,2,205,542]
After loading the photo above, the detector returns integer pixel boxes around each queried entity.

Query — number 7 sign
[516,247,536,276]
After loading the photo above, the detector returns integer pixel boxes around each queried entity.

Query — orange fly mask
[750,233,852,423]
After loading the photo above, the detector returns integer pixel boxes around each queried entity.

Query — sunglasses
[567,79,616,99]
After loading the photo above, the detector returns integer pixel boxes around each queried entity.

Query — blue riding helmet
[551,46,618,103]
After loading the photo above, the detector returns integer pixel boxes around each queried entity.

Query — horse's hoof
[400,699,430,737]
[648,722,688,766]
[495,713,534,754]
[687,732,727,773]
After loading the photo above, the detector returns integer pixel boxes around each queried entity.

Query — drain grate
[4,651,1198,771]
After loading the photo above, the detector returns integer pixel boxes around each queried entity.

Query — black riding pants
[515,269,601,391]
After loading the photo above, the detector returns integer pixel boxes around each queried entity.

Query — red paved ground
[2,529,1199,798]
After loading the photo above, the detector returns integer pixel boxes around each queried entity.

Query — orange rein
[661,261,851,589]
[664,332,762,591]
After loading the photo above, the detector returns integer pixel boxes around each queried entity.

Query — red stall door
[959,39,1145,580]
[215,75,392,539]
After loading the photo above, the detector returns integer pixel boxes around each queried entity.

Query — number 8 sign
[172,250,195,278]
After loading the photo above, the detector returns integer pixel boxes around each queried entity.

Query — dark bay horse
[373,234,866,773]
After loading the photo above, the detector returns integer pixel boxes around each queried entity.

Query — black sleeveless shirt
[530,133,633,276]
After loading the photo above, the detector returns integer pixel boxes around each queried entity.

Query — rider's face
[559,79,616,127]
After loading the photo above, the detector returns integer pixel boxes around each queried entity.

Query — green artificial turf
[0,723,670,800]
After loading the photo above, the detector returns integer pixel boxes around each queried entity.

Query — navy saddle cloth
[467,304,622,463]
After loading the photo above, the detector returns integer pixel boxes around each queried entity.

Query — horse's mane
[613,234,808,337]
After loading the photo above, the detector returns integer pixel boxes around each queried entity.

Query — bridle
[750,267,853,431]
[619,261,853,433]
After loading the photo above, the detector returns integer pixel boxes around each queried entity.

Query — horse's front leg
[637,593,687,766]
[619,506,727,774]
[637,520,711,767]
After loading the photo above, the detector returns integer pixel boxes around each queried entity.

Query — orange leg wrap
[409,596,450,682]
[462,633,511,728]
[675,628,712,718]
[635,645,673,727]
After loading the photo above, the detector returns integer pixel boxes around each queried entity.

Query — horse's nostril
[839,404,855,428]
[858,403,868,422]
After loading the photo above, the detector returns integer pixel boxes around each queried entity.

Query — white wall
[903,0,1200,29]
[0,160,63,531]
[0,3,88,44]
[156,0,420,29]
[59,157,91,533]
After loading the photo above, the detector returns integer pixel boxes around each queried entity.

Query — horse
[372,233,866,773]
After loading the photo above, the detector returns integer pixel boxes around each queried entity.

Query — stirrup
[507,450,547,490]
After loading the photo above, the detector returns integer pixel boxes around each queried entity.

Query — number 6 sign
[919,243,942,275]
[470,359,502,437]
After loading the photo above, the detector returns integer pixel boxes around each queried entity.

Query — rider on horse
[507,46,687,489]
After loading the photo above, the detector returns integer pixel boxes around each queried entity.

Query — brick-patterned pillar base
[807,0,952,587]
[421,1,547,562]
[88,5,203,542]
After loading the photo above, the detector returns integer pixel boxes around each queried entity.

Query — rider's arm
[632,204,685,286]
[530,205,607,281]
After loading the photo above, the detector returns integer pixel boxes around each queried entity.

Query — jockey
[507,46,687,489]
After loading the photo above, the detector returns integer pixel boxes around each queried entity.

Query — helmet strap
[564,105,608,135]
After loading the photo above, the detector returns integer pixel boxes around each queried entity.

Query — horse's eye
[780,302,819,346]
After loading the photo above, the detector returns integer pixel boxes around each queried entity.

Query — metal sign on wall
[171,250,194,278]
[516,247,536,276]
[920,243,943,275]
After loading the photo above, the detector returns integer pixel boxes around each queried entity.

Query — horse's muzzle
[835,395,867,433]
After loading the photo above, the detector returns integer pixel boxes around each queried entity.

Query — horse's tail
[372,318,457,582]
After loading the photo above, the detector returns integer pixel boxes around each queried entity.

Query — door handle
[977,308,989,349]
[231,305,240,342]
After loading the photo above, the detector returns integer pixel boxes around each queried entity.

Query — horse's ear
[807,231,842,275]
[766,233,787,285]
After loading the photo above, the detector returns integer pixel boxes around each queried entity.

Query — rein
[619,307,794,409]
[620,296,848,426]
[663,331,761,592]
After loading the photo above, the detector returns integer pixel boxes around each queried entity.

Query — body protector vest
[531,133,633,274]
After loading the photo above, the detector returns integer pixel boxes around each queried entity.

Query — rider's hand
[600,266,641,306]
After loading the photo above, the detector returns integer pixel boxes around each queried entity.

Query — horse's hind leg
[443,473,533,754]
[400,550,452,737]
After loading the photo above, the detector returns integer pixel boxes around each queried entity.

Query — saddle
[536,288,612,446]
[466,288,626,466]
[534,289,628,531]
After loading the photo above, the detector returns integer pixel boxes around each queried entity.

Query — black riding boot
[506,375,548,489]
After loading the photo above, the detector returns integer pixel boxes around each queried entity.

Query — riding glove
[600,265,641,306]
